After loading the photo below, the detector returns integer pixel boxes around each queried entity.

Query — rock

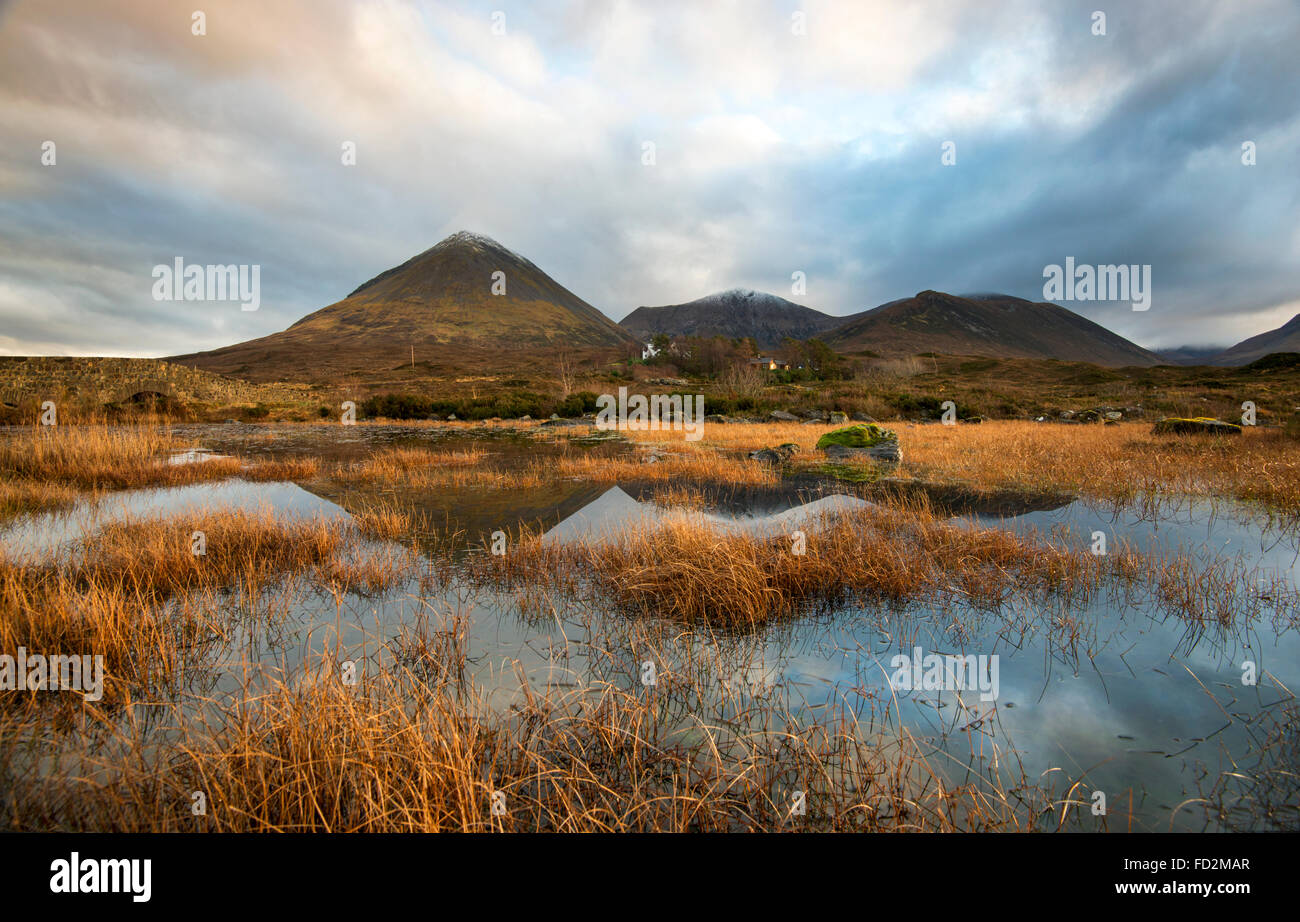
[520,414,532,421]
[851,413,876,422]
[816,424,902,464]
[447,414,457,421]
[549,413,560,420]
[816,423,897,448]
[1104,411,1123,421]
[1076,409,1101,423]
[828,412,848,424]
[770,410,800,421]
[224,419,238,425]
[705,414,730,424]
[1152,417,1242,436]
[748,443,801,464]
[1059,410,1075,420]
[824,441,902,463]
[960,416,984,424]
[802,417,825,424]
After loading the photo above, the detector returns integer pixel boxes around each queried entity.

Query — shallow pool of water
[3,428,1296,832]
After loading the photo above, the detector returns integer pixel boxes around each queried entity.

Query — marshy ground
[0,418,1297,832]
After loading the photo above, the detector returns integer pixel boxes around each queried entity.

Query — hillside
[823,291,1164,366]
[170,231,635,381]
[1210,313,1300,366]
[621,289,861,349]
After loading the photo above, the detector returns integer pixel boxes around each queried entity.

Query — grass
[624,420,1300,516]
[476,494,1295,629]
[0,424,321,520]
[1,640,1051,832]
[0,510,373,706]
[2,417,1296,833]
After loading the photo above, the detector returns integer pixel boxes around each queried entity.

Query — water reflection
[2,442,1296,831]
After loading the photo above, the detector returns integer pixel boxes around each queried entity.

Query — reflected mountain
[542,486,873,544]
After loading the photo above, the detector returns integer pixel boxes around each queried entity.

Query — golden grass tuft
[0,510,350,706]
[0,425,323,521]
[479,498,1128,627]
[3,660,1042,832]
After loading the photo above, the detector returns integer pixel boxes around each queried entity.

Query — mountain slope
[1210,313,1300,366]
[170,231,634,380]
[620,289,862,349]
[823,291,1163,366]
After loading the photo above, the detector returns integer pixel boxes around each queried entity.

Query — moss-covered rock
[815,423,897,451]
[1151,416,1242,436]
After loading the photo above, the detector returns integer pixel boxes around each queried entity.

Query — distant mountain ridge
[620,289,861,349]
[822,290,1164,367]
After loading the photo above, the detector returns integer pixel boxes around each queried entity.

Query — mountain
[620,289,862,349]
[170,231,635,380]
[1209,313,1300,366]
[822,291,1164,366]
[1155,346,1228,366]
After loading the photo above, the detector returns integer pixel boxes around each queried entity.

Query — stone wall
[0,357,316,407]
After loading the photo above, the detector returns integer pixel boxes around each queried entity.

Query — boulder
[816,424,902,464]
[851,413,877,423]
[770,410,800,421]
[824,442,902,463]
[748,442,801,464]
[1152,417,1242,436]
[828,411,848,424]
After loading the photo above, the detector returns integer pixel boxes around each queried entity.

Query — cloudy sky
[1,0,1298,357]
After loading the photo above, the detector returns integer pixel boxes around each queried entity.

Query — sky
[1,0,1298,357]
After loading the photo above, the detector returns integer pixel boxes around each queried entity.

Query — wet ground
[3,423,1297,831]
